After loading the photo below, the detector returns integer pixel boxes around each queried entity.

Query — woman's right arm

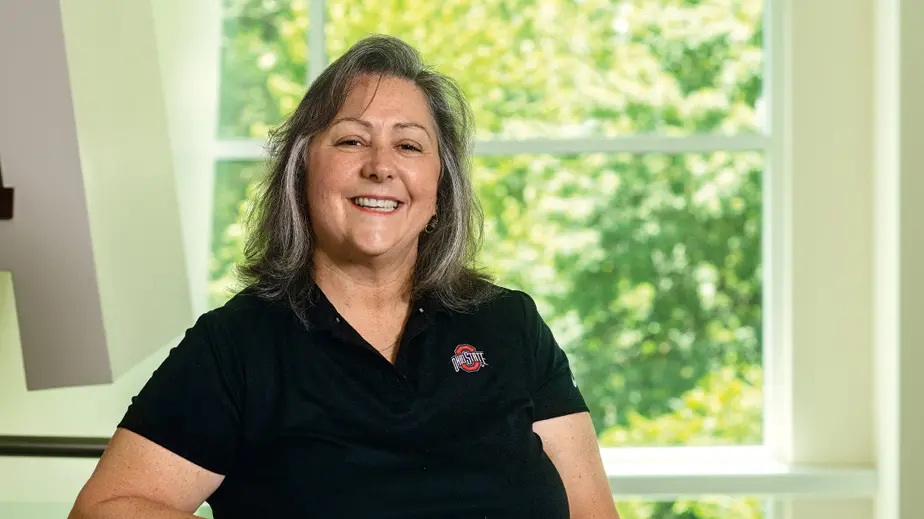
[68,428,225,519]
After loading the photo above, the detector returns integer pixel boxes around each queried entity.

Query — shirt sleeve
[519,291,590,422]
[117,311,243,475]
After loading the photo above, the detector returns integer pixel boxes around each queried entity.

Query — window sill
[0,446,877,503]
[601,446,877,499]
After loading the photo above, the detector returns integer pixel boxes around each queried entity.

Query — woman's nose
[361,145,396,182]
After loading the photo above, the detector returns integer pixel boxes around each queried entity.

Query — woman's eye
[399,143,422,152]
[337,139,362,147]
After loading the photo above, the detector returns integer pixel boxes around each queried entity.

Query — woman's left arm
[534,412,622,519]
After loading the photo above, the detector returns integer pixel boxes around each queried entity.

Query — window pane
[326,0,765,140]
[218,0,309,139]
[474,151,763,446]
[616,497,764,519]
[209,160,265,307]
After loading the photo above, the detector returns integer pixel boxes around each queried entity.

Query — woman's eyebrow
[393,122,432,140]
[330,117,433,141]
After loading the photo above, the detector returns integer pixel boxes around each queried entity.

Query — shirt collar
[303,286,448,331]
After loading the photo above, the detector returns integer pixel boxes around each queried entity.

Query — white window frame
[208,0,886,517]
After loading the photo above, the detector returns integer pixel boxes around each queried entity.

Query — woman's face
[306,75,441,265]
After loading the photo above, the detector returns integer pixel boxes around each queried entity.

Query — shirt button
[418,307,424,313]
[335,316,340,323]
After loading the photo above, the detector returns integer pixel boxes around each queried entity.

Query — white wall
[0,272,174,436]
[59,0,194,382]
[0,0,221,431]
[0,0,221,505]
[873,0,924,518]
[0,0,112,389]
[779,0,874,466]
[150,0,222,318]
[0,0,194,390]
[769,2,877,517]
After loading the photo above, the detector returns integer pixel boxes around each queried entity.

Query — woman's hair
[237,34,498,323]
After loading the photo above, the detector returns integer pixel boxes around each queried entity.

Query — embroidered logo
[451,344,488,373]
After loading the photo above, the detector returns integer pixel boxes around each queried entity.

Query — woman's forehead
[337,75,433,123]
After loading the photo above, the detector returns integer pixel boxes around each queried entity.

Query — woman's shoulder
[199,285,298,341]
[452,279,544,323]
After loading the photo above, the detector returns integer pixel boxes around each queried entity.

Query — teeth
[353,197,399,211]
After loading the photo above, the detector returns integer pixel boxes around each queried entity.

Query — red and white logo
[451,344,488,373]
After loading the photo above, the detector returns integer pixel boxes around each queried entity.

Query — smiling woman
[67,35,620,519]
[306,76,441,281]
[235,36,492,325]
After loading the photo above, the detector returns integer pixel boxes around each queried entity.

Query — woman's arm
[68,428,224,519]
[534,412,621,519]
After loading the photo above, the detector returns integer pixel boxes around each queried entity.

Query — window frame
[206,0,882,515]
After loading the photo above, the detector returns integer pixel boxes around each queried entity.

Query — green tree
[606,365,762,518]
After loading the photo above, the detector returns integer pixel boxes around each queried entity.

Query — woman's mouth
[350,196,402,213]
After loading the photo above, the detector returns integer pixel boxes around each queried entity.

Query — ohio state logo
[451,344,488,373]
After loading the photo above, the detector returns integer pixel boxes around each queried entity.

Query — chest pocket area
[414,333,533,445]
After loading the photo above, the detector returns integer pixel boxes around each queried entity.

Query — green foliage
[212,1,765,517]
[617,496,763,519]
[209,160,264,307]
[608,366,762,519]
[472,151,762,436]
[218,0,309,138]
[599,364,762,446]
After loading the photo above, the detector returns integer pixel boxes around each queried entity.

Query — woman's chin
[344,240,412,262]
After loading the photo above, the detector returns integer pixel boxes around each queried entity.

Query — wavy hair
[236,34,498,323]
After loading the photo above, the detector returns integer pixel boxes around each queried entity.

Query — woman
[69,35,620,519]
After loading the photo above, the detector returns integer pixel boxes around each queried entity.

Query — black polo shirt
[118,283,589,518]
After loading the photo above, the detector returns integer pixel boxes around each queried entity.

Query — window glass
[325,0,765,140]
[616,497,765,519]
[210,160,265,307]
[212,0,765,465]
[218,0,310,139]
[478,151,762,444]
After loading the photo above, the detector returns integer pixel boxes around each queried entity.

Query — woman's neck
[311,249,416,359]
[311,248,415,316]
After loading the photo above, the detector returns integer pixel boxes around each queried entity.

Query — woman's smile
[349,195,404,214]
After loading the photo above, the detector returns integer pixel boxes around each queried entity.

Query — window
[214,0,765,443]
[208,1,871,518]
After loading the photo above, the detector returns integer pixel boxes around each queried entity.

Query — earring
[425,214,438,233]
